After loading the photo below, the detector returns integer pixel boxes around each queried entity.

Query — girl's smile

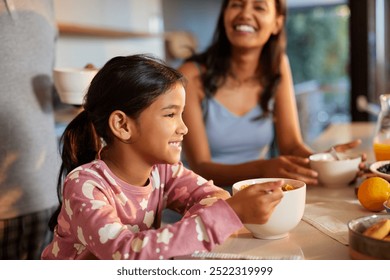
[168,141,183,151]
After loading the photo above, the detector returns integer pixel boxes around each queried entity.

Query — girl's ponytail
[60,110,100,176]
[49,110,101,231]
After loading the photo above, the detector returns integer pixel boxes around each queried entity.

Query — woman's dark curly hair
[186,0,287,116]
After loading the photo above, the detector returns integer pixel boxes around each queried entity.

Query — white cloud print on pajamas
[82,180,107,210]
[98,222,126,244]
[195,217,210,242]
[194,197,217,243]
[79,180,126,244]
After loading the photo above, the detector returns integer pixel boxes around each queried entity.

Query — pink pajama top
[41,160,242,260]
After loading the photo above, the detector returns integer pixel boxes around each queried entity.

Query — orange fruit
[357,177,390,212]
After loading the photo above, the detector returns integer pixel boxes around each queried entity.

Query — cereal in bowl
[240,183,295,192]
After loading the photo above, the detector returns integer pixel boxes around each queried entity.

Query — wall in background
[53,0,165,68]
[162,0,221,53]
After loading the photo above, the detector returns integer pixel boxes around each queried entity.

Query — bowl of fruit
[370,160,390,181]
[384,198,390,213]
[348,214,390,259]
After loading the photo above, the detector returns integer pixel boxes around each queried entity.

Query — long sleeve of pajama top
[41,160,243,260]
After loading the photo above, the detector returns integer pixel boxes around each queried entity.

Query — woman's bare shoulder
[178,61,203,78]
[280,53,291,69]
[178,61,205,99]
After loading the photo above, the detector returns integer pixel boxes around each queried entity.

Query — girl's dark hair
[186,0,287,116]
[49,54,185,231]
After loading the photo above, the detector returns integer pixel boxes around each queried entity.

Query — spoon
[330,147,342,160]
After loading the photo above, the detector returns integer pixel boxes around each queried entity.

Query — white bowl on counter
[53,67,98,105]
[232,178,306,240]
[309,152,361,187]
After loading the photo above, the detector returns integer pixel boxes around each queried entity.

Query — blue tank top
[202,98,274,164]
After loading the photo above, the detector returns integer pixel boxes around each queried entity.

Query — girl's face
[129,82,188,166]
[223,0,282,50]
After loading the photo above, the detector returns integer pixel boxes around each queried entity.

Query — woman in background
[179,0,361,188]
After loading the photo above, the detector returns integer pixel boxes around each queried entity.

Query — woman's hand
[332,139,362,153]
[258,156,318,185]
[226,180,284,224]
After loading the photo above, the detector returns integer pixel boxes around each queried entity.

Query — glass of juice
[373,141,390,161]
[373,95,390,161]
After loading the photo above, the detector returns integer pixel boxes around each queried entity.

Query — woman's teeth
[235,25,255,32]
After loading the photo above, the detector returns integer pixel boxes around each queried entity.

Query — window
[286,3,350,143]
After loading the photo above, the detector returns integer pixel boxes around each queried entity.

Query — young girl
[41,54,283,260]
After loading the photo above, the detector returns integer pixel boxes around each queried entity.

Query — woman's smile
[234,24,257,33]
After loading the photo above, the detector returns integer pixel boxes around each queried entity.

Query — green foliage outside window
[286,5,350,85]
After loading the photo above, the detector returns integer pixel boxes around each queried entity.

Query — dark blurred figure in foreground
[0,0,60,259]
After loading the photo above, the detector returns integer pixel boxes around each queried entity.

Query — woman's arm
[273,54,313,158]
[274,56,363,158]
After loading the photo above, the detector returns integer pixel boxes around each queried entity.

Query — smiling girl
[41,54,283,260]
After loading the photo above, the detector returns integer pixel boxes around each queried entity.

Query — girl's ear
[272,15,284,35]
[108,110,132,142]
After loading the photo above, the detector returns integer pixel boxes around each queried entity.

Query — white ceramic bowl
[232,178,306,240]
[53,67,98,105]
[370,160,390,181]
[309,152,361,187]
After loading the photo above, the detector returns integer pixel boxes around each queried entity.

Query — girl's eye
[165,113,175,118]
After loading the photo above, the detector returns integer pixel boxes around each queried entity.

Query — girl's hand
[226,180,284,224]
[260,156,318,185]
